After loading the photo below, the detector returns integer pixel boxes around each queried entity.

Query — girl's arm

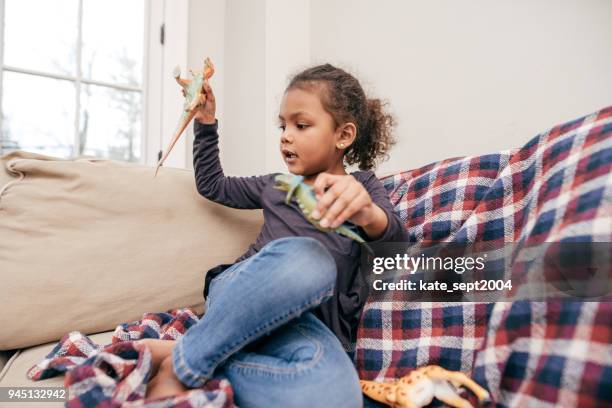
[359,173,406,243]
[359,204,388,240]
[193,120,270,209]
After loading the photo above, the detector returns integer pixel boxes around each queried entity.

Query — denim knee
[265,236,337,292]
[224,312,363,408]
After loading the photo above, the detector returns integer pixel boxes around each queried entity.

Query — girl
[142,64,406,407]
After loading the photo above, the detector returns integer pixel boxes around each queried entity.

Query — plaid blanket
[28,309,234,408]
[356,106,612,407]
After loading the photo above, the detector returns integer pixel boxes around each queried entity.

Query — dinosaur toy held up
[154,57,215,177]
[274,174,373,254]
[360,365,490,408]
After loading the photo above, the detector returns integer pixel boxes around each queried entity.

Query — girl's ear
[336,122,357,150]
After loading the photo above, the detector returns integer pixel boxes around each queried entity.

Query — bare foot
[146,355,189,400]
[137,339,177,377]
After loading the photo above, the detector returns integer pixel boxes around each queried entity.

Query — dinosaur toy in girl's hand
[154,57,215,177]
[274,174,373,254]
[360,365,490,408]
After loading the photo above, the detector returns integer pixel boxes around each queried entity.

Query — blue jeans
[172,237,363,408]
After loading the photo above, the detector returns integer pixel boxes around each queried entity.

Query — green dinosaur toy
[274,174,373,254]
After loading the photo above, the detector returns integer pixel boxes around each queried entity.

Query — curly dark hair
[286,63,396,170]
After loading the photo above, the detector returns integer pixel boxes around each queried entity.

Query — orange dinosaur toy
[154,57,215,177]
[360,365,490,408]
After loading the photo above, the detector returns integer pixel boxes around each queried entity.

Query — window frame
[0,0,186,167]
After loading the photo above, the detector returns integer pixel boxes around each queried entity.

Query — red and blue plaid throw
[356,106,612,407]
[28,309,234,408]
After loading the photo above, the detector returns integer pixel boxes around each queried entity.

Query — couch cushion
[0,331,114,408]
[0,151,263,350]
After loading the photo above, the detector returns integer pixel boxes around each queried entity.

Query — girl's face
[278,87,346,182]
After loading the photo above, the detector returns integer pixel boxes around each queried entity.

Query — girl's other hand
[310,173,387,239]
[194,81,216,125]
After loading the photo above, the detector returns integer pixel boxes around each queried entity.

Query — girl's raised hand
[310,173,388,238]
[194,81,216,125]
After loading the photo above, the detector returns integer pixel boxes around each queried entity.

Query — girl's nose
[281,129,293,143]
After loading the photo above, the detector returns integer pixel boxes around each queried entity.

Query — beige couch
[0,151,264,407]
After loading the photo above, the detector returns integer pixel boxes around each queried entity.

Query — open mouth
[282,149,298,160]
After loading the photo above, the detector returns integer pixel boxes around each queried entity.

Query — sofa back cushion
[0,151,263,350]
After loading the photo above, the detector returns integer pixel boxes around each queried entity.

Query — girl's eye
[297,123,309,130]
[278,124,286,131]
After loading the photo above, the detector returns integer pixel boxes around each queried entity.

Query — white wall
[186,0,225,170]
[186,0,612,176]
[264,0,311,173]
[310,0,612,174]
[219,0,267,175]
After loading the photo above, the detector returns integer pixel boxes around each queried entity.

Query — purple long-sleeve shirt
[194,120,406,352]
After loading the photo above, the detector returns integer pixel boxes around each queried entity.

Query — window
[0,0,146,162]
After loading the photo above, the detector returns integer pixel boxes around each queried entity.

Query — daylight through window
[0,0,145,162]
